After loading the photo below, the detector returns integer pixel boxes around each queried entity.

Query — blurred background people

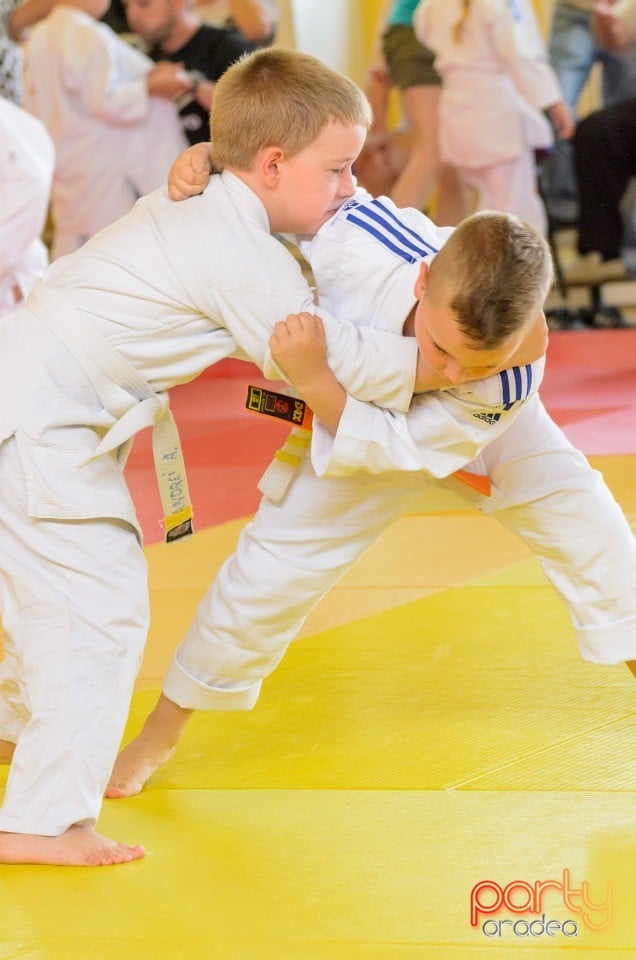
[192,0,277,43]
[356,0,464,224]
[22,0,188,258]
[565,0,636,293]
[0,96,54,313]
[102,0,278,42]
[0,0,54,102]
[124,0,255,144]
[570,94,636,288]
[414,0,573,234]
[541,0,636,229]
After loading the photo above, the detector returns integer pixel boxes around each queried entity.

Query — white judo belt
[27,282,193,543]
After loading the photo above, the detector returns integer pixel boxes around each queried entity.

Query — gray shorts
[382,23,441,90]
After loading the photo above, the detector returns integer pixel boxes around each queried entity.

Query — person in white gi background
[0,97,54,316]
[22,0,189,258]
[413,0,575,234]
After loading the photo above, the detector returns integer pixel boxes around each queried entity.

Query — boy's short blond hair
[428,211,554,347]
[209,47,373,171]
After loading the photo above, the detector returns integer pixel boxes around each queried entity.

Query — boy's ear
[414,260,429,299]
[259,146,285,186]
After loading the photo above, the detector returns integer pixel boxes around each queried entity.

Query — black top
[150,25,255,144]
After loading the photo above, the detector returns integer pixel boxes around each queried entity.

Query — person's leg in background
[574,98,636,264]
[599,45,636,267]
[464,153,548,235]
[541,3,595,226]
[382,23,465,224]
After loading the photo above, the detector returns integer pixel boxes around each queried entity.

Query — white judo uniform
[0,99,54,316]
[413,0,561,233]
[22,5,188,260]
[0,173,419,837]
[162,190,636,715]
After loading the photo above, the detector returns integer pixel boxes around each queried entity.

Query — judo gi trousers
[0,438,148,836]
[164,397,636,711]
[459,151,547,236]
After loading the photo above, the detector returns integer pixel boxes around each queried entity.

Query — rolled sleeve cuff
[311,395,374,477]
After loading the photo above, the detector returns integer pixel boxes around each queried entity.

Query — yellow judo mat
[1,454,635,959]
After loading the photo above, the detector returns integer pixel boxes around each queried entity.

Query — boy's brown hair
[428,211,553,347]
[209,47,372,171]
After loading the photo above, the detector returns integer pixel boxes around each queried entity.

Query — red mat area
[539,329,636,456]
[125,332,636,544]
[125,360,289,544]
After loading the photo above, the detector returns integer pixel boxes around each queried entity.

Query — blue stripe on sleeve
[371,199,439,254]
[500,363,535,409]
[344,198,439,263]
[355,204,436,258]
[345,214,420,263]
[500,369,511,407]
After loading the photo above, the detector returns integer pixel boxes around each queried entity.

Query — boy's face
[265,119,366,235]
[413,263,522,384]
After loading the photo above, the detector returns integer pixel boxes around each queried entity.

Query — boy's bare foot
[0,824,146,866]
[0,739,15,764]
[105,737,176,799]
[105,694,192,799]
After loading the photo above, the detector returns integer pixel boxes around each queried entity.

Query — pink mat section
[125,332,636,544]
[539,329,636,456]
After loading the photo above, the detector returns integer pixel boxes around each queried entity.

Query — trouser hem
[0,816,78,837]
[576,619,636,665]
[162,652,262,711]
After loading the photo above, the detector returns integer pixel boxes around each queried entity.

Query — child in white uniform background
[0,98,54,316]
[413,0,575,233]
[0,48,471,869]
[106,164,636,802]
[22,0,189,258]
